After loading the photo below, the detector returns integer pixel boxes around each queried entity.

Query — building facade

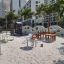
[0,2,4,17]
[0,0,27,17]
[0,0,5,17]
[0,0,11,17]
[23,0,56,13]
[12,0,26,14]
[23,0,44,13]
[3,0,10,11]
[21,0,57,27]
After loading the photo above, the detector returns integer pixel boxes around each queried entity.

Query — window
[29,4,31,7]
[36,1,38,4]
[39,1,40,3]
[36,5,38,7]
[53,17,56,21]
[36,16,38,19]
[39,23,42,25]
[24,7,26,9]
[52,0,54,2]
[51,0,55,3]
[27,4,28,6]
[50,17,53,22]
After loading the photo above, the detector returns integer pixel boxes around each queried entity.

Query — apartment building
[0,0,11,17]
[0,0,5,17]
[23,0,56,13]
[0,0,27,17]
[22,0,57,27]
[12,0,26,14]
[3,0,10,11]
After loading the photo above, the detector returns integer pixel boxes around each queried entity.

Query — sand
[0,35,64,64]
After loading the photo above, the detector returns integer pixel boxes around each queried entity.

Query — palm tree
[36,0,64,31]
[20,8,33,20]
[6,11,18,29]
[52,0,64,25]
[7,11,18,21]
[36,4,54,32]
[0,17,5,27]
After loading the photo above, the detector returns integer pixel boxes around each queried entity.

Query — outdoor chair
[1,32,14,42]
[0,34,8,43]
[31,34,39,47]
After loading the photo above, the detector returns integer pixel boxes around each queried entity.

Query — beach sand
[0,36,64,64]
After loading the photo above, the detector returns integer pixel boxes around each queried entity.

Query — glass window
[39,23,42,25]
[39,1,40,3]
[36,1,38,4]
[36,16,38,19]
[36,5,38,7]
[53,17,56,21]
[30,4,31,7]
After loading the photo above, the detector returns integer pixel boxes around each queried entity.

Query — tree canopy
[20,8,33,20]
[7,11,18,21]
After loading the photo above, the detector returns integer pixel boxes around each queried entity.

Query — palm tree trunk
[48,14,50,33]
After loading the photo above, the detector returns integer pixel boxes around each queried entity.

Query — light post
[0,39,1,55]
[5,10,8,34]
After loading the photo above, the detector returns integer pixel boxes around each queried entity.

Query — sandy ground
[0,35,64,64]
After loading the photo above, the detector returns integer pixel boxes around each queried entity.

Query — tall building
[0,0,27,17]
[23,0,44,13]
[22,0,57,27]
[10,0,13,11]
[0,0,5,17]
[22,0,56,13]
[3,0,10,11]
[0,0,56,17]
[12,0,26,14]
[0,0,11,17]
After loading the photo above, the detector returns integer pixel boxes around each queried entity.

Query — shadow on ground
[43,40,54,43]
[20,46,33,51]
[58,47,64,55]
[61,43,64,45]
[53,60,64,64]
